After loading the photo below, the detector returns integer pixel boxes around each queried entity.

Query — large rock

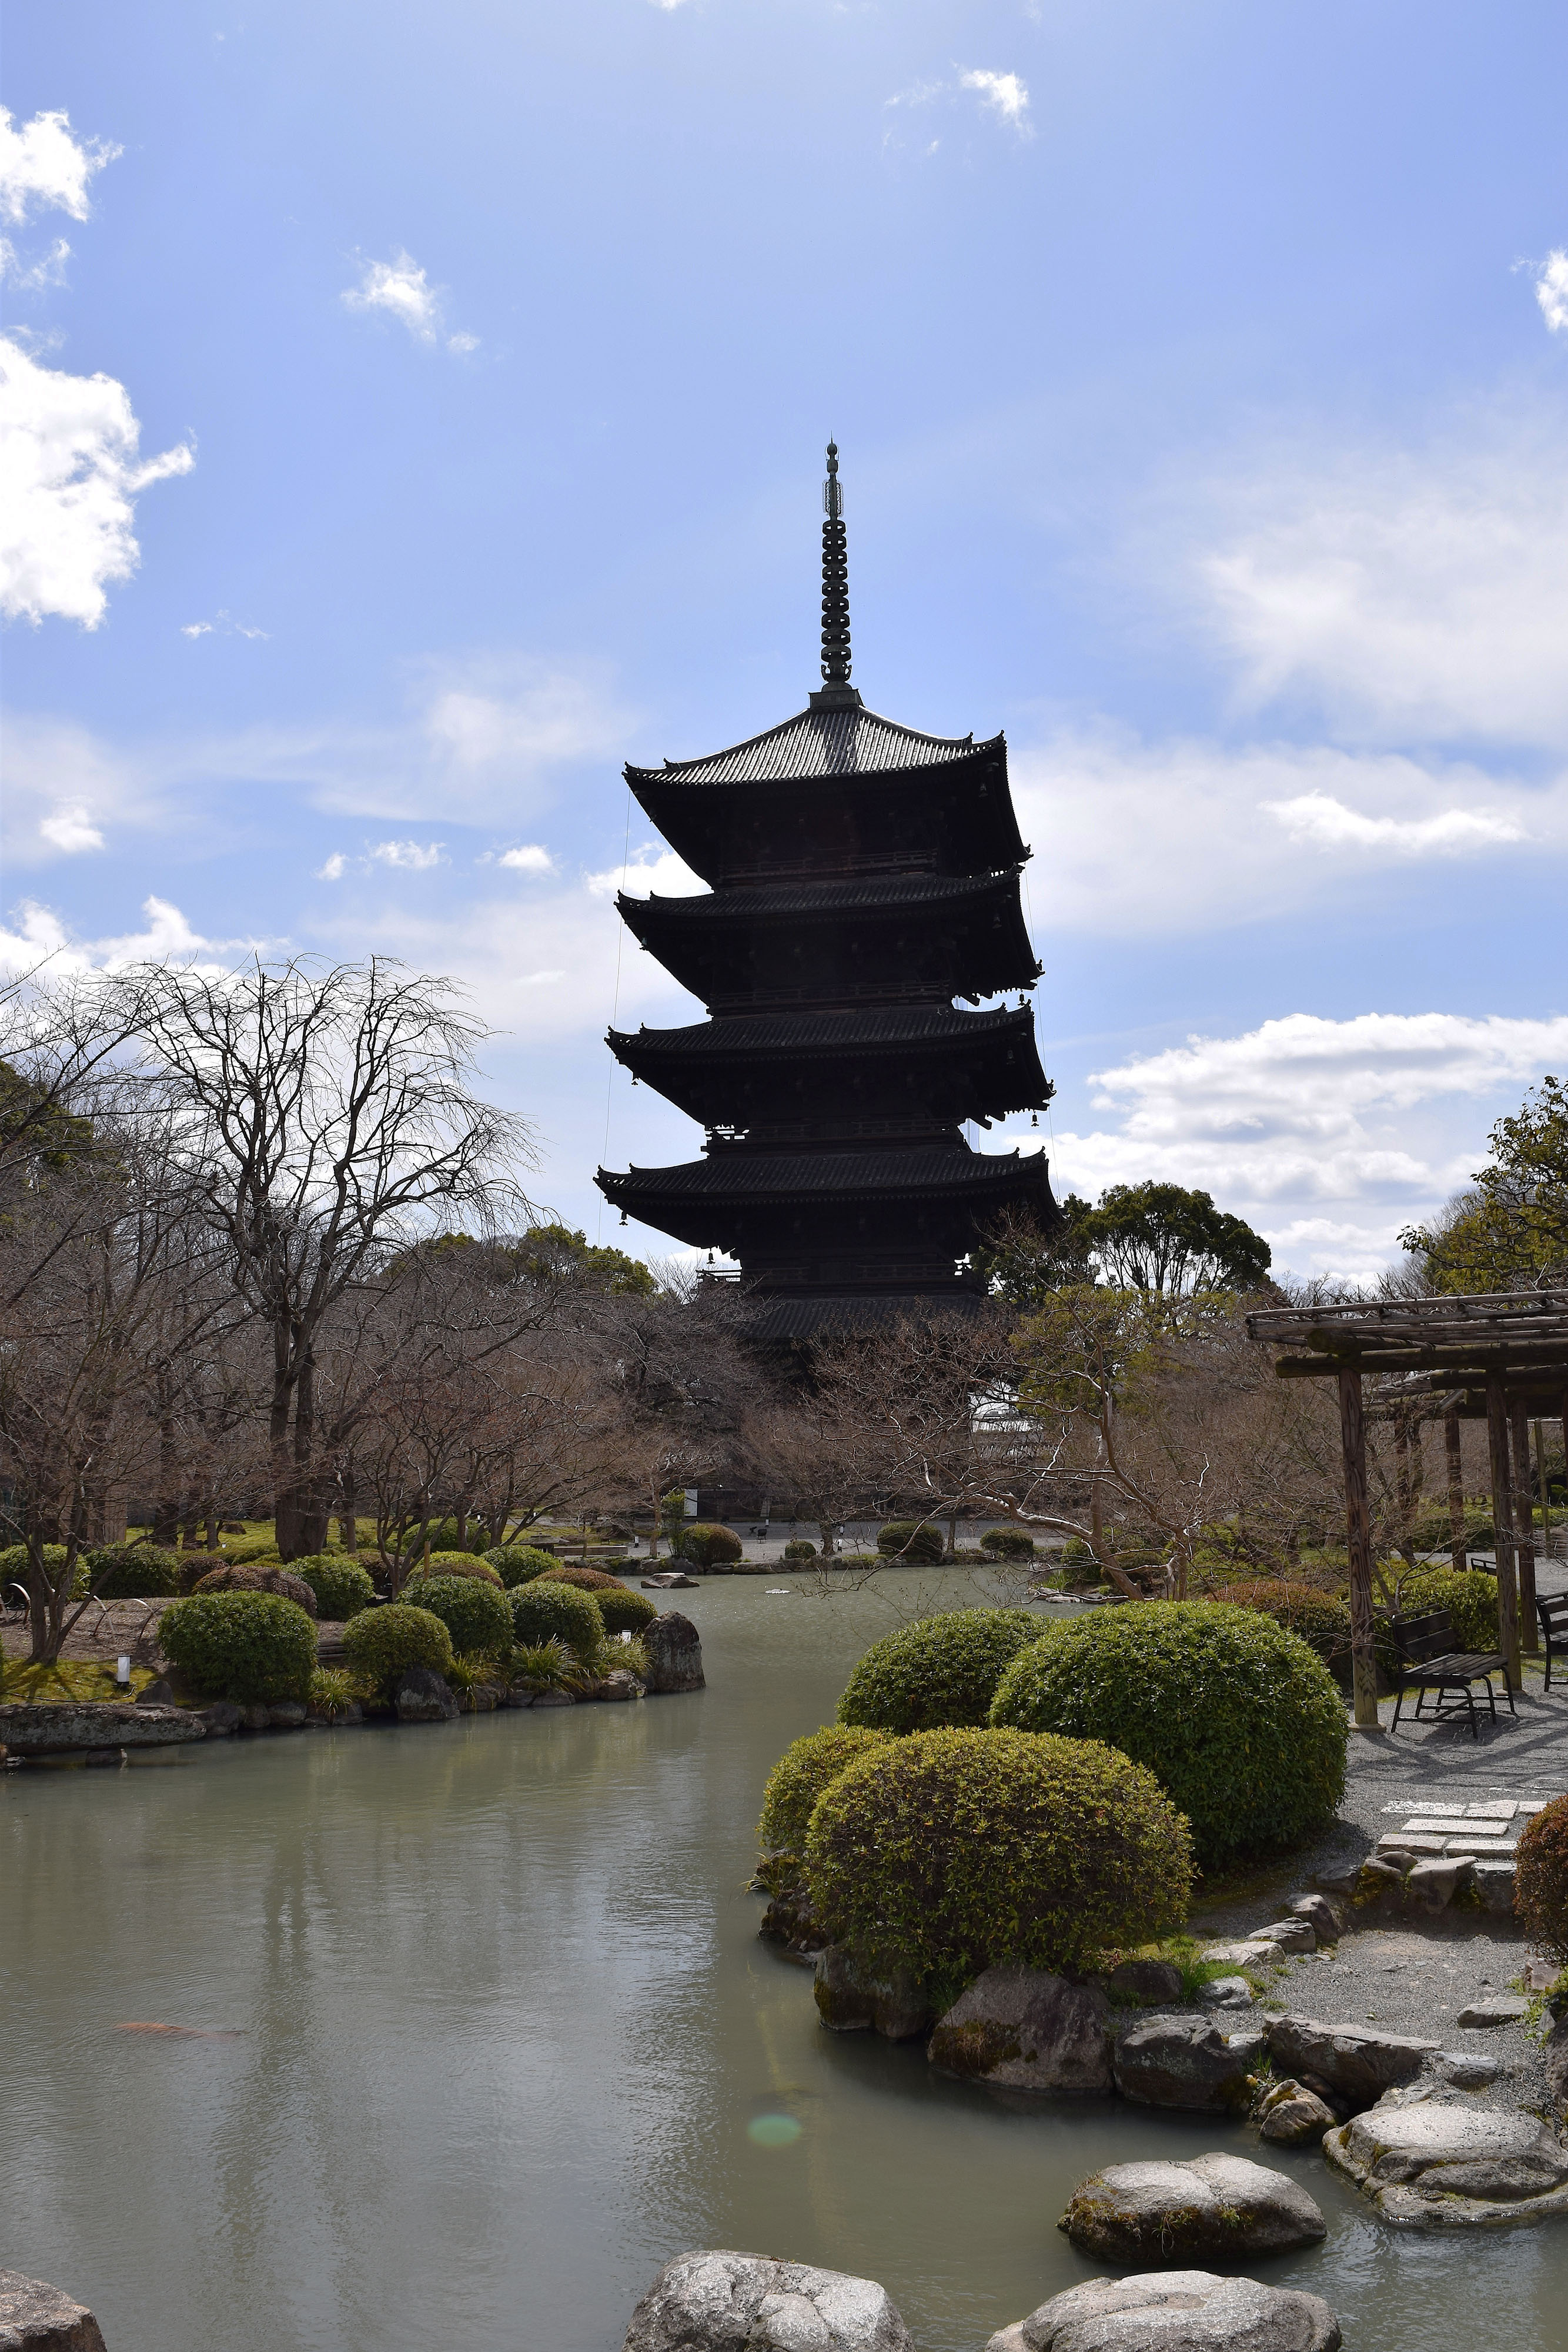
[623,2251,912,2352]
[0,1703,204,1755]
[1255,2079,1338,2144]
[1112,2017,1266,2111]
[1059,2153,1326,2263]
[987,2270,1340,2352]
[1325,2096,1568,2227]
[393,1666,458,1723]
[813,1945,930,2041]
[1094,1959,1183,2007]
[0,2270,109,2352]
[1266,2016,1437,2106]
[928,1967,1112,2095]
[1544,2014,1568,2104]
[642,1611,705,1693]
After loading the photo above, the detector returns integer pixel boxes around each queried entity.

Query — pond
[2,1573,1560,2351]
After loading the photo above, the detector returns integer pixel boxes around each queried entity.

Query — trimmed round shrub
[805,1726,1193,1982]
[484,1544,560,1588]
[595,1585,657,1636]
[758,1725,892,1859]
[342,1603,454,1690]
[1514,1795,1568,1964]
[1392,1566,1499,1654]
[990,1602,1346,1869]
[85,1543,183,1598]
[420,1551,503,1585]
[192,1562,317,1617]
[875,1519,945,1563]
[1215,1581,1352,1672]
[401,1572,512,1658]
[675,1522,742,1568]
[417,1517,487,1555]
[508,1578,604,1661]
[783,1538,818,1561]
[980,1528,1037,1561]
[160,1591,318,1703]
[540,1562,623,1592]
[0,1544,74,1599]
[838,1608,1046,1733]
[293,1555,376,1621]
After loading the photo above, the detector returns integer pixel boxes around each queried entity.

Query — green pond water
[2,1573,1561,2351]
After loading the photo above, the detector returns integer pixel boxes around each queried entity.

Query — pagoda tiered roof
[631,704,989,785]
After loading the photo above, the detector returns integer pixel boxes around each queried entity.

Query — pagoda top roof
[629,703,997,789]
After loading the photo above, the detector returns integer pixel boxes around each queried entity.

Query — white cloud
[586,845,704,898]
[0,108,118,226]
[496,843,554,873]
[1009,1011,1568,1281]
[959,69,1032,132]
[341,249,476,355]
[180,620,212,638]
[0,894,252,982]
[1,236,71,290]
[1191,417,1568,748]
[1260,790,1525,856]
[369,838,445,870]
[0,333,194,626]
[1536,249,1568,335]
[37,804,104,854]
[519,968,566,985]
[180,607,268,641]
[316,853,346,881]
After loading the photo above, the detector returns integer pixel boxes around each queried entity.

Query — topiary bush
[160,1591,319,1704]
[1214,1581,1352,1674]
[980,1528,1037,1561]
[85,1543,183,1599]
[758,1725,893,1861]
[192,1562,318,1616]
[674,1522,743,1568]
[507,1578,604,1663]
[875,1519,945,1563]
[989,1601,1346,1869]
[540,1562,623,1592]
[400,1572,512,1658]
[484,1544,560,1587]
[837,1608,1047,1733]
[1514,1793,1568,1963]
[0,1542,71,1598]
[1391,1566,1499,1654]
[293,1555,376,1621]
[342,1603,454,1691]
[783,1538,818,1561]
[595,1585,657,1636]
[420,1551,503,1585]
[804,1726,1193,1982]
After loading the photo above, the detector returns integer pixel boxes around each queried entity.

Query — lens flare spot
[747,2112,803,2148]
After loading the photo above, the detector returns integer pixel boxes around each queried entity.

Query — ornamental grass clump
[1514,1794,1568,1965]
[342,1603,454,1691]
[483,1544,560,1587]
[875,1519,945,1563]
[507,1578,604,1666]
[804,1726,1193,1982]
[989,1601,1346,1870]
[402,1572,513,1659]
[837,1608,1047,1733]
[293,1555,376,1621]
[160,1591,318,1705]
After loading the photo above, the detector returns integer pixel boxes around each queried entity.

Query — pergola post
[1337,1365,1380,1728]
[1444,1405,1467,1573]
[1510,1401,1539,1655]
[1485,1371,1522,1686]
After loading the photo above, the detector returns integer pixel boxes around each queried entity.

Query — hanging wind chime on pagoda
[596,443,1060,1337]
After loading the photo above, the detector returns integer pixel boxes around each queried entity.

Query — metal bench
[1539,1594,1568,1694]
[1388,1607,1515,1740]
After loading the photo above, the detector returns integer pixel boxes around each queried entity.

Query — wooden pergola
[1246,1291,1568,1729]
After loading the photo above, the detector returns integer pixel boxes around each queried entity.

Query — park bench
[1539,1594,1568,1694]
[1388,1607,1515,1740]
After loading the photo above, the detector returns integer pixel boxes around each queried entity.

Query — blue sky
[4,0,1566,1281]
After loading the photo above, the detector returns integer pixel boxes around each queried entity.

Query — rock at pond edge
[623,2250,913,2352]
[814,1945,931,2041]
[641,1611,705,1694]
[1058,2153,1327,2264]
[0,2267,109,2352]
[992,2269,1341,2352]
[928,1967,1112,2096]
[1325,2097,1568,2228]
[1112,2016,1266,2112]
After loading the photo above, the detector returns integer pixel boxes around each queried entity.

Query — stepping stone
[987,2273,1343,2352]
[1379,1835,1447,1857]
[1444,1838,1516,1857]
[1266,2016,1436,2103]
[1466,1800,1518,1819]
[1436,2053,1501,2089]
[1456,1996,1530,2026]
[1199,1942,1275,1968]
[1058,2153,1327,2263]
[1112,2017,1268,2112]
[1402,1819,1473,1836]
[1326,2099,1568,2227]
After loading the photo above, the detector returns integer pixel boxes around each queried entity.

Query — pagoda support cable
[821,441,851,685]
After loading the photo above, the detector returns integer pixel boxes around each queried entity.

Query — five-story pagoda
[596,445,1059,1336]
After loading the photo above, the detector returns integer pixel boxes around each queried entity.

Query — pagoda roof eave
[625,704,999,789]
[596,1146,1056,1205]
[607,1003,1037,1058]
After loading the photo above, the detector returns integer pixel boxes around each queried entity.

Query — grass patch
[1,1658,159,1703]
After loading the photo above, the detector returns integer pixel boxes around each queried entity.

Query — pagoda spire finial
[814,440,860,705]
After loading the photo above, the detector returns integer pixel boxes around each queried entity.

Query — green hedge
[416,1518,489,1555]
[160,1591,318,1704]
[990,1601,1346,1869]
[980,1528,1037,1561]
[783,1539,818,1561]
[400,1572,513,1658]
[595,1585,657,1636]
[875,1520,945,1563]
[540,1562,623,1591]
[674,1522,742,1568]
[483,1544,560,1587]
[805,1726,1193,1981]
[1392,1566,1499,1654]
[507,1579,604,1662]
[1213,1581,1352,1672]
[1514,1795,1568,1963]
[293,1555,376,1620]
[342,1603,454,1690]
[758,1725,892,1860]
[85,1544,184,1599]
[0,1543,71,1595]
[837,1608,1046,1733]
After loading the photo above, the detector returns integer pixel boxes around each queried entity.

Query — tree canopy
[1402,1077,1568,1290]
